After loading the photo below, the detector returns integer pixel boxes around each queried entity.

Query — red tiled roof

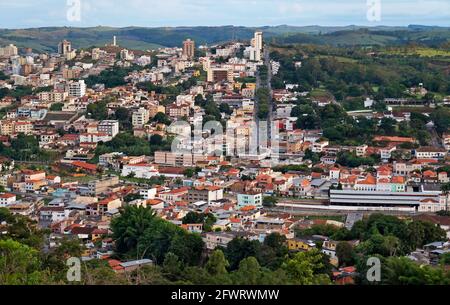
[0,193,15,199]
[72,161,97,171]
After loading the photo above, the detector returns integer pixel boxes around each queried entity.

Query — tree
[114,107,132,130]
[149,134,163,146]
[219,103,233,115]
[183,168,196,178]
[111,205,157,254]
[260,233,288,270]
[182,212,217,232]
[206,250,229,276]
[182,212,205,225]
[50,103,64,111]
[162,252,184,281]
[152,112,171,125]
[114,107,130,122]
[87,99,109,120]
[282,249,331,285]
[263,196,278,208]
[0,239,50,285]
[168,233,204,266]
[431,107,450,134]
[357,233,401,257]
[383,256,450,285]
[336,241,355,267]
[231,257,261,285]
[41,238,84,281]
[82,259,128,285]
[225,238,262,270]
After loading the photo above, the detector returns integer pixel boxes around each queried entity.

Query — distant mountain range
[0,25,449,52]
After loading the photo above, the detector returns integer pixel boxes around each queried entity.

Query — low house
[333,266,358,285]
[287,238,316,252]
[0,193,16,207]
[109,259,154,273]
[203,232,235,250]
[181,223,203,234]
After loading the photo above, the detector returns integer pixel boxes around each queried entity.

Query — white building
[237,191,263,208]
[140,188,158,200]
[330,189,445,212]
[311,141,329,153]
[98,120,119,138]
[415,147,447,159]
[132,108,150,128]
[79,133,112,143]
[0,193,16,207]
[121,164,159,179]
[68,80,86,98]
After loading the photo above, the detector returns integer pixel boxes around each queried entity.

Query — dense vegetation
[2,206,449,285]
[85,65,145,88]
[94,132,173,158]
[269,43,450,147]
[296,214,450,284]
[0,133,59,162]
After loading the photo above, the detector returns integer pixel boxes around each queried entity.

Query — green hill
[0,25,449,52]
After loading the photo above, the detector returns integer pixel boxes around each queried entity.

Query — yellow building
[0,120,13,135]
[234,82,256,90]
[287,238,316,251]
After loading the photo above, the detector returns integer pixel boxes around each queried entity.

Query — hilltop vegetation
[1,25,450,52]
[273,27,450,47]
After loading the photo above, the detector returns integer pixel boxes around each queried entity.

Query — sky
[0,0,449,29]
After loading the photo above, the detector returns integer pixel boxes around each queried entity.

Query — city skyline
[0,0,450,29]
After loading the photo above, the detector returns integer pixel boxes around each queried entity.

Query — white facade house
[415,147,447,159]
[311,141,329,153]
[140,188,158,200]
[0,193,16,207]
[79,133,112,143]
[121,164,159,179]
[237,192,263,208]
[380,146,396,160]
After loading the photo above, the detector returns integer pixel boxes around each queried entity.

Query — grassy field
[383,47,450,58]
[392,106,435,113]
[316,55,358,63]
[309,88,333,98]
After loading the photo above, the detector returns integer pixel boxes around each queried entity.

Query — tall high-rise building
[183,39,195,60]
[254,32,263,61]
[254,32,263,52]
[58,40,72,55]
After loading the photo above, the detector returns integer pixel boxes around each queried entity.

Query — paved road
[254,48,274,154]
[264,49,274,143]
